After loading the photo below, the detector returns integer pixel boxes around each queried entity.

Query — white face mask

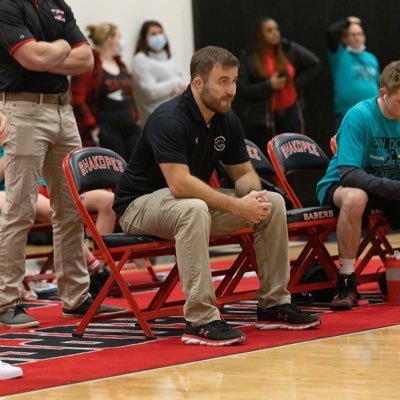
[347,44,366,54]
[147,34,167,52]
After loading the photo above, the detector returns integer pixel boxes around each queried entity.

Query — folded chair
[329,134,394,282]
[246,140,337,293]
[62,147,258,338]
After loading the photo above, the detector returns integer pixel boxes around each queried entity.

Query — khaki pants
[120,188,291,326]
[0,99,89,312]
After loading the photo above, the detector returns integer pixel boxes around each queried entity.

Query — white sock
[87,258,103,274]
[339,258,356,275]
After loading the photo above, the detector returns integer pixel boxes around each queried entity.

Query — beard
[200,85,234,114]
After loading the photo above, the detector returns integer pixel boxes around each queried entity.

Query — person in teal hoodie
[327,16,380,130]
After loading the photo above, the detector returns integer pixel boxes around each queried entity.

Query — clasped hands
[241,189,272,225]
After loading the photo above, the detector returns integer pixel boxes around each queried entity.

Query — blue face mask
[147,34,167,52]
[117,37,125,55]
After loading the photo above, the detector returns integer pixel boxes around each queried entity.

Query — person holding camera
[237,17,320,155]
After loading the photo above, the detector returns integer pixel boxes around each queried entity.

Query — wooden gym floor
[9,234,400,399]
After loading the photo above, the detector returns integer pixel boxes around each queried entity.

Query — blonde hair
[86,23,117,47]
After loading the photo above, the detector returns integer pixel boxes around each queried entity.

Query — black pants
[245,103,303,156]
[99,121,141,162]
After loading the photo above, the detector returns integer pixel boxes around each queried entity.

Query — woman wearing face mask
[237,17,320,156]
[132,20,187,124]
[326,16,380,130]
[71,22,141,161]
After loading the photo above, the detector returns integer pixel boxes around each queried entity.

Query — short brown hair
[190,46,239,81]
[380,61,400,94]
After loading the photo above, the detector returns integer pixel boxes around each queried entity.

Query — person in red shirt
[237,17,320,155]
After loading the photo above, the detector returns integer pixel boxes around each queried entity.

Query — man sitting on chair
[317,61,400,311]
[113,46,320,346]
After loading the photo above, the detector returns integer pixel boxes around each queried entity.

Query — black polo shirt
[0,0,88,93]
[113,86,250,218]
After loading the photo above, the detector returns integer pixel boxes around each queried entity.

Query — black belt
[0,91,71,105]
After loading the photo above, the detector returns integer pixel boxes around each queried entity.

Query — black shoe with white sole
[256,304,321,330]
[182,320,246,346]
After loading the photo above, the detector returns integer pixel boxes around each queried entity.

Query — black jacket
[236,39,320,130]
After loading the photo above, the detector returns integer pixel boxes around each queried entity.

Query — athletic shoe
[0,361,23,380]
[19,286,38,301]
[88,263,111,299]
[330,273,359,311]
[62,298,127,318]
[181,320,246,346]
[0,304,39,328]
[256,303,321,330]
[28,281,58,295]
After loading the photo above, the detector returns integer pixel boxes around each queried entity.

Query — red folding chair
[241,138,338,295]
[62,147,258,338]
[329,134,394,283]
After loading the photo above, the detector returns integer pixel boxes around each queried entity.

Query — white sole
[0,321,39,328]
[62,308,127,318]
[256,320,321,330]
[181,334,246,346]
[0,366,23,380]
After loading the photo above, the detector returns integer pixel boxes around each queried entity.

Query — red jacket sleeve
[71,69,97,133]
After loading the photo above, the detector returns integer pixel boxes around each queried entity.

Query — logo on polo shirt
[214,136,226,151]
[51,9,66,22]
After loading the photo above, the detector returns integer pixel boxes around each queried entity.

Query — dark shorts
[322,183,400,229]
[321,183,339,209]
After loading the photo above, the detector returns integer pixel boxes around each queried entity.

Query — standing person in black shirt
[113,46,320,346]
[0,0,125,328]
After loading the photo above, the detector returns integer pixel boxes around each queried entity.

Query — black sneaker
[330,273,359,311]
[181,320,246,346]
[256,303,321,330]
[62,298,127,318]
[89,266,111,299]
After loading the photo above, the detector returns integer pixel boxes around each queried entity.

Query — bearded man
[113,46,320,346]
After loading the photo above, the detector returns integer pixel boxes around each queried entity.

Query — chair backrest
[63,147,127,195]
[244,139,293,209]
[62,147,126,237]
[217,139,276,188]
[245,139,276,178]
[267,133,330,209]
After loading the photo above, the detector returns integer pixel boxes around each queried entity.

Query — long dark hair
[249,17,288,78]
[134,20,171,58]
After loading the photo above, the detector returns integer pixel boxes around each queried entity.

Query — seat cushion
[287,206,336,224]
